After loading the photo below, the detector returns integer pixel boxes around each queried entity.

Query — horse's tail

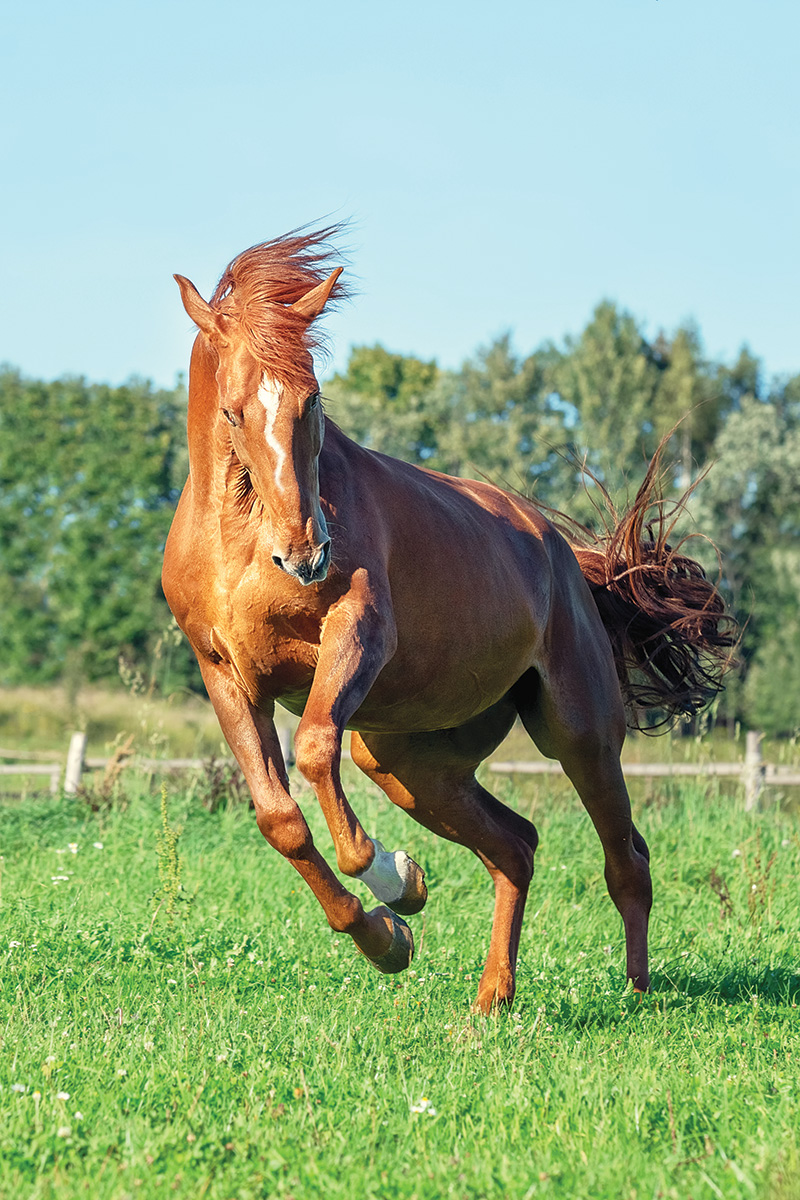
[553,443,738,730]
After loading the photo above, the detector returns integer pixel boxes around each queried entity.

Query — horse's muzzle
[272,540,331,586]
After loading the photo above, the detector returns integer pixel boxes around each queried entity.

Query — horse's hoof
[362,906,414,974]
[472,990,514,1015]
[386,855,427,916]
[357,842,427,915]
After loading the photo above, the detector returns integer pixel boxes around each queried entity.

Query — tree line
[2,300,799,733]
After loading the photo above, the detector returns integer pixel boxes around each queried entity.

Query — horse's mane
[210,224,349,385]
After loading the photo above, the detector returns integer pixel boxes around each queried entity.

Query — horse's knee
[255,805,313,860]
[294,722,339,787]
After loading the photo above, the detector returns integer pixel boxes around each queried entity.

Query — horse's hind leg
[513,665,652,991]
[352,700,538,1012]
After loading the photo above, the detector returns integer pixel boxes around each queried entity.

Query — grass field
[1,765,799,1199]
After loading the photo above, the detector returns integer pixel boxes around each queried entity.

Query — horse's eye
[307,393,319,412]
[223,408,238,427]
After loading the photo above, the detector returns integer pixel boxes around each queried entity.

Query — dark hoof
[364,907,414,974]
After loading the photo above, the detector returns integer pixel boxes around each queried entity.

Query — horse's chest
[190,577,324,705]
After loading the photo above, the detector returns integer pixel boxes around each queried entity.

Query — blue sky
[2,0,798,388]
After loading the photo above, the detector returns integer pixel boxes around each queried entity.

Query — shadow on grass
[651,962,800,1006]
[513,961,800,1032]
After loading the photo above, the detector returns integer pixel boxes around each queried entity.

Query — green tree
[691,383,800,732]
[323,345,441,465]
[0,367,193,688]
[650,324,724,487]
[432,335,568,500]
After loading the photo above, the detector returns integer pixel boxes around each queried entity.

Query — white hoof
[356,840,427,915]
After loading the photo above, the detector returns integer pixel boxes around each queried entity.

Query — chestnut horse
[162,227,733,1012]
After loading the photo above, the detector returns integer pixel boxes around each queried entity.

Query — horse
[162,226,734,1012]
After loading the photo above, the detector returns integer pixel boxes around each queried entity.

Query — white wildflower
[11,1084,26,1093]
[8,940,22,948]
[68,843,78,855]
[410,1096,437,1115]
[57,1125,71,1138]
[56,1091,70,1101]
[74,1111,84,1121]
[732,848,742,857]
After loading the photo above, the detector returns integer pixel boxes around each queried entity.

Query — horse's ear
[174,275,230,344]
[291,267,343,321]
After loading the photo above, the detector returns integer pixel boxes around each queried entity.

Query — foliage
[0,367,197,690]
[324,344,442,464]
[0,774,799,1198]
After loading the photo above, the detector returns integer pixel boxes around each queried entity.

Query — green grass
[1,767,799,1199]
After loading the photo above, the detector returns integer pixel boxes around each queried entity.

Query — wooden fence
[0,728,295,796]
[490,731,800,812]
[2,729,797,810]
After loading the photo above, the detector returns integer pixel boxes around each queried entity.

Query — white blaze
[257,373,285,492]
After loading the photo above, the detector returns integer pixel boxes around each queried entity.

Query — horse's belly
[350,628,537,734]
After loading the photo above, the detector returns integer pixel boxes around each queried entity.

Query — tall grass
[1,768,799,1198]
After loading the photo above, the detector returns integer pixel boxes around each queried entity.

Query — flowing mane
[209,224,349,384]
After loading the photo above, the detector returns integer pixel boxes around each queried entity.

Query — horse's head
[174,268,342,586]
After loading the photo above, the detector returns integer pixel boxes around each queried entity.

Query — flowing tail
[553,443,738,730]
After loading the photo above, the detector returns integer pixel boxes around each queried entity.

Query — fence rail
[489,761,800,783]
[0,727,295,796]
[2,730,796,809]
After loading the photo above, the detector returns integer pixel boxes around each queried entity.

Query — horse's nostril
[272,554,284,570]
[319,540,331,566]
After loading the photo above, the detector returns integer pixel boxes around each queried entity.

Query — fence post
[64,732,88,795]
[744,730,764,812]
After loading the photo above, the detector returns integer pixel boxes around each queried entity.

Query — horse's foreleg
[197,662,414,973]
[293,604,427,916]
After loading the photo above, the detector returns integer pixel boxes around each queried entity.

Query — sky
[2,0,798,389]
